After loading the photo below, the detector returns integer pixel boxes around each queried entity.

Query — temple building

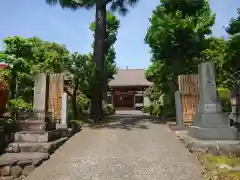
[108,68,151,110]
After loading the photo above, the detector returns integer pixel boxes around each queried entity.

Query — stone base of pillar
[193,111,230,128]
[56,123,68,129]
[170,125,187,131]
[190,108,239,140]
[188,126,238,140]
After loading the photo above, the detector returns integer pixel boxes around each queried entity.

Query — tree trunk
[90,0,106,121]
[102,64,108,103]
[72,88,78,120]
[10,69,17,99]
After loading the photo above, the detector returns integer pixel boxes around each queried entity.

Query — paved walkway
[26,113,202,180]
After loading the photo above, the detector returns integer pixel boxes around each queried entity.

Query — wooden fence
[178,75,200,125]
[48,73,64,124]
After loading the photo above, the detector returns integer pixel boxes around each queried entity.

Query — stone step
[14,131,54,143]
[0,152,49,178]
[20,120,46,131]
[14,129,70,143]
[5,137,68,153]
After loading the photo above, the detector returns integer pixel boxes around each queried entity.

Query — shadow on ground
[84,112,170,130]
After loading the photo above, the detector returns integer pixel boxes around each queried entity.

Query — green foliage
[151,104,163,117]
[2,36,69,74]
[103,104,115,116]
[141,106,150,113]
[77,93,90,111]
[1,36,69,101]
[63,12,120,119]
[0,12,120,121]
[45,0,138,120]
[141,103,164,117]
[201,37,229,86]
[226,8,240,35]
[0,69,11,82]
[90,12,119,101]
[45,0,139,15]
[218,8,240,89]
[217,87,231,112]
[69,119,84,131]
[7,98,32,113]
[145,0,215,117]
[65,53,93,96]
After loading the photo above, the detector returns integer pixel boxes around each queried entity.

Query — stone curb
[178,132,240,156]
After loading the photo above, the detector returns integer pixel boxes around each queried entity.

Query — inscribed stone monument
[188,62,238,140]
[33,73,49,121]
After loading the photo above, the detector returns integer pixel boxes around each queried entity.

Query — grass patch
[205,155,240,167]
[197,153,240,180]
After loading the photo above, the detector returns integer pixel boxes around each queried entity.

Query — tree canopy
[0,11,120,120]
[145,0,215,116]
[45,0,139,120]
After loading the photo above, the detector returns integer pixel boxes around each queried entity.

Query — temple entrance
[114,92,134,109]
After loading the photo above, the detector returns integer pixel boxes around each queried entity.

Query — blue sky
[0,0,240,69]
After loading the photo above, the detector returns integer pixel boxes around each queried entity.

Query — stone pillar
[175,91,184,127]
[33,73,49,121]
[24,73,49,131]
[57,93,68,129]
[188,62,238,140]
[170,91,186,131]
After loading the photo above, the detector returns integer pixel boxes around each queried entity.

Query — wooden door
[114,94,134,108]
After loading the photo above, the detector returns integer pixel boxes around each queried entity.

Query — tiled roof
[109,69,152,87]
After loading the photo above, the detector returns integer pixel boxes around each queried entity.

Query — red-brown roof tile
[109,69,152,87]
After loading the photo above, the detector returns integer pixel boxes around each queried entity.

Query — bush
[7,99,32,113]
[76,93,90,111]
[141,106,150,113]
[217,87,231,112]
[151,103,163,117]
[103,104,115,116]
[142,103,163,117]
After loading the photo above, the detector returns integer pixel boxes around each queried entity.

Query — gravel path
[25,117,202,180]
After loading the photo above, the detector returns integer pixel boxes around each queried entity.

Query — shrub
[7,99,32,113]
[217,87,231,112]
[76,93,90,111]
[7,99,32,120]
[142,103,163,117]
[151,103,163,117]
[103,104,115,116]
[141,106,150,113]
